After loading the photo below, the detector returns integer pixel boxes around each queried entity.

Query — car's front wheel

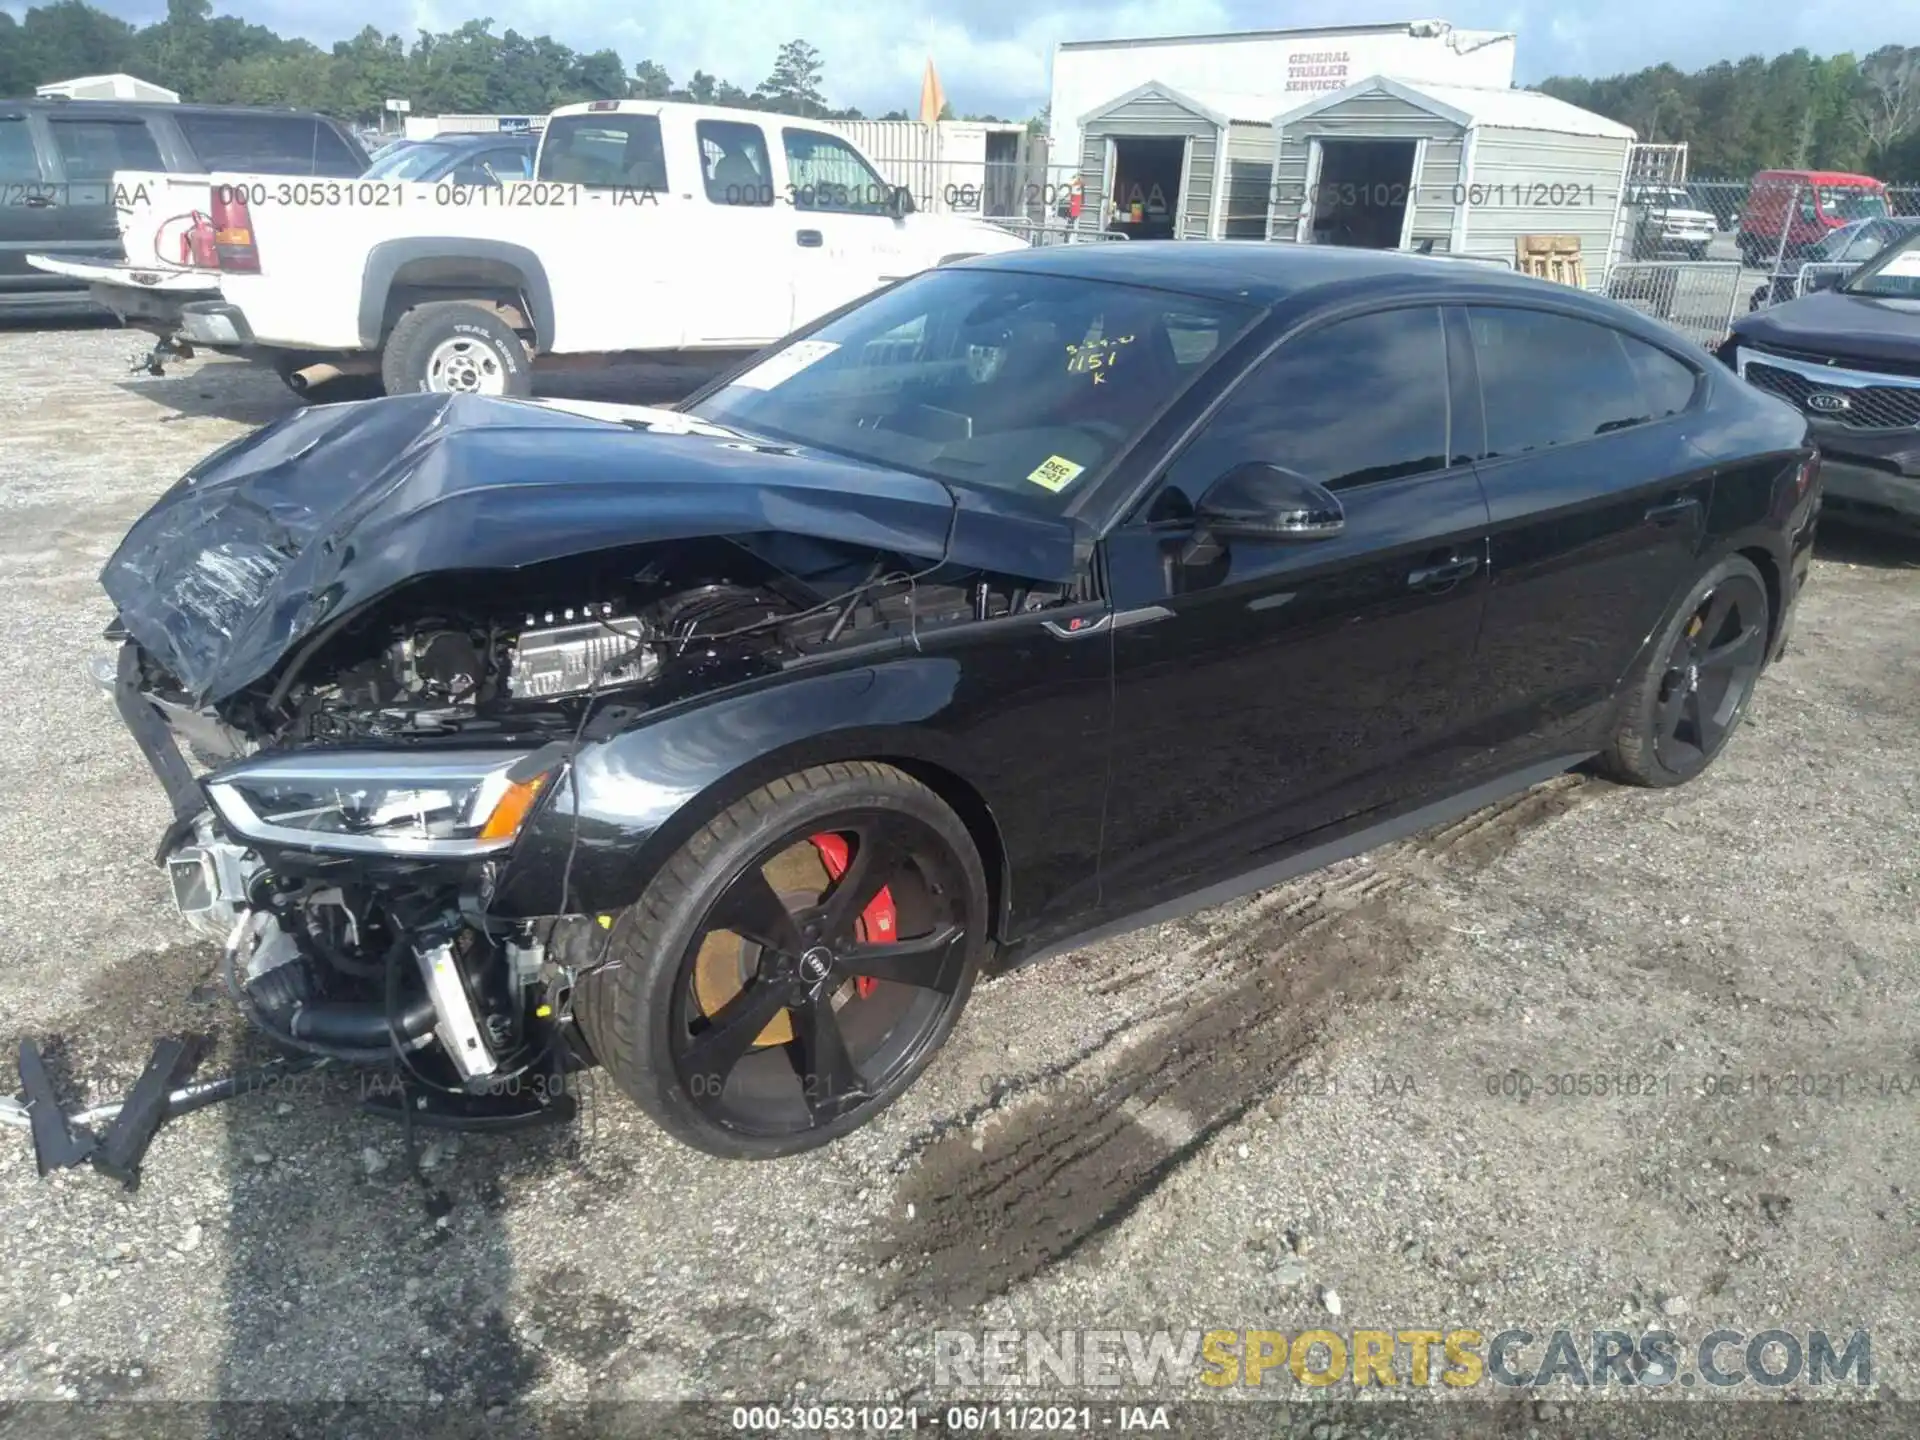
[574,761,989,1158]
[1599,555,1771,788]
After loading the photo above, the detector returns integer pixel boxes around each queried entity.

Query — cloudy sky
[47,0,1920,118]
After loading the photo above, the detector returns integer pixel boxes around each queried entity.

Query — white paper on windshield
[1878,249,1920,278]
[730,340,841,391]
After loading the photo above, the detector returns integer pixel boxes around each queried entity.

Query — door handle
[22,194,55,209]
[1644,496,1700,526]
[796,229,823,247]
[1406,554,1481,590]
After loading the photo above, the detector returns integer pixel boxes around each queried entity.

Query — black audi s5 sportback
[96,242,1818,1158]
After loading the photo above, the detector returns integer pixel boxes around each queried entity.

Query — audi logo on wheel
[1805,392,1852,413]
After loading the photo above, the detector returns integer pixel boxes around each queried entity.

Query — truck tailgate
[109,170,218,272]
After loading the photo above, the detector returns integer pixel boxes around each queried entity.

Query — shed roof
[1273,75,1636,139]
[1080,81,1277,129]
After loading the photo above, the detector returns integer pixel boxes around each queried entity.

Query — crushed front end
[82,393,1080,1131]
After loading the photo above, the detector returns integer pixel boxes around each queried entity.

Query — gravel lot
[0,321,1916,1434]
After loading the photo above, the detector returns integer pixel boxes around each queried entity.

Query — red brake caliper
[809,832,894,998]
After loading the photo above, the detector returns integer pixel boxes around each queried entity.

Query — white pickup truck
[34,99,1030,398]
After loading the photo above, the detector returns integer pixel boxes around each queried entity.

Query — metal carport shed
[1076,83,1283,241]
[1267,76,1637,285]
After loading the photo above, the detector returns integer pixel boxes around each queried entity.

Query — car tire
[573,761,989,1159]
[380,301,532,398]
[1598,555,1771,789]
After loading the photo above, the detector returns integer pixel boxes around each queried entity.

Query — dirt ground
[0,322,1915,1436]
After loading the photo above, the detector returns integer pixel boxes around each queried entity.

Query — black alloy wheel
[670,811,972,1137]
[1650,571,1769,775]
[574,762,987,1158]
[1601,555,1771,788]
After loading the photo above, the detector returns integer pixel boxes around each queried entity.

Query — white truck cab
[38,100,1032,398]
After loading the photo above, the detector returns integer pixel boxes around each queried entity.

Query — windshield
[1842,228,1920,298]
[686,268,1259,510]
[1823,187,1889,221]
[363,143,458,179]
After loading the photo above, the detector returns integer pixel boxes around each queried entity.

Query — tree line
[0,0,1018,125]
[1539,46,1920,181]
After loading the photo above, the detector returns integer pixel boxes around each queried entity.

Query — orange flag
[919,57,946,126]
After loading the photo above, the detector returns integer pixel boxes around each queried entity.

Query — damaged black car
[94,245,1817,1159]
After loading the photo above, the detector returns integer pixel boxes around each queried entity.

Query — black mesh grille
[1745,360,1920,430]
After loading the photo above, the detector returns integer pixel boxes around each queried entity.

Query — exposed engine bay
[138,533,1072,760]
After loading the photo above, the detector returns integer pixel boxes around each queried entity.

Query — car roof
[1754,169,1883,186]
[2,97,346,122]
[951,240,1585,309]
[409,132,536,148]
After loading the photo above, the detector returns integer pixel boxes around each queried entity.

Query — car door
[780,126,910,327]
[1458,304,1713,761]
[0,111,67,300]
[533,108,694,352]
[40,111,167,265]
[1097,304,1493,918]
[684,118,793,345]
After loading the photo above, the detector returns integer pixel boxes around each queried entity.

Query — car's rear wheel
[381,301,532,398]
[573,761,988,1158]
[1599,555,1771,788]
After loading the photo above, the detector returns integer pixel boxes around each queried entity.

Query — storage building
[1048,19,1516,171]
[1076,84,1281,240]
[1266,77,1637,285]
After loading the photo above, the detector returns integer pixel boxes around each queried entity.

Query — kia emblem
[1805,392,1851,414]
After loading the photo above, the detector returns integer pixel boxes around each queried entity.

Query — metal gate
[1604,260,1743,348]
[1611,141,1694,271]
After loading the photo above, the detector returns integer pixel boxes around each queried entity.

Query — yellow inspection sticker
[1027,455,1086,492]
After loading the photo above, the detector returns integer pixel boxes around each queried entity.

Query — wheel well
[1738,544,1783,652]
[879,756,1012,945]
[382,259,535,343]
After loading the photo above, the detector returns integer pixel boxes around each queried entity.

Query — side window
[696,120,772,207]
[537,115,666,190]
[1469,308,1674,459]
[0,118,42,181]
[783,129,891,214]
[1619,334,1699,421]
[450,149,528,186]
[308,124,362,176]
[174,114,320,174]
[47,118,162,180]
[1843,225,1890,263]
[1157,307,1451,507]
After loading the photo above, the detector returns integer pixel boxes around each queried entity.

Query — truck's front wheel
[382,301,532,398]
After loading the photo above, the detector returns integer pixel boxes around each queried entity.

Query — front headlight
[204,749,555,858]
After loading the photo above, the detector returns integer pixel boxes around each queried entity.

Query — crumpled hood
[1731,287,1920,369]
[103,393,1079,705]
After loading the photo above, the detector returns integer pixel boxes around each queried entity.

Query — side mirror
[1195,463,1345,540]
[888,185,916,218]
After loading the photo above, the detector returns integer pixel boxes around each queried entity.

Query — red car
[1738,169,1890,268]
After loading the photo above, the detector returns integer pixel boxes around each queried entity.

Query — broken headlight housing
[204,749,553,858]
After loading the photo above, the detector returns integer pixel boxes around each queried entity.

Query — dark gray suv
[0,99,368,316]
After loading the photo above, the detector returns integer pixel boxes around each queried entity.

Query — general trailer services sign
[1287,50,1351,93]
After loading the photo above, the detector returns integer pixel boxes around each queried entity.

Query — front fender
[492,657,980,919]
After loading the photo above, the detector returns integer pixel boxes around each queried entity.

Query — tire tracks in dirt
[869,772,1599,1314]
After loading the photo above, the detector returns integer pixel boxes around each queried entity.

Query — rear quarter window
[175,114,361,176]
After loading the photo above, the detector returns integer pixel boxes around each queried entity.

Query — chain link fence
[1618,178,1920,319]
